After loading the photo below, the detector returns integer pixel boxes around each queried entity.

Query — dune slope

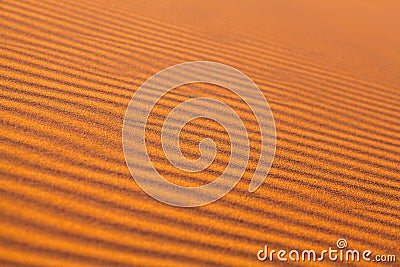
[1,0,399,266]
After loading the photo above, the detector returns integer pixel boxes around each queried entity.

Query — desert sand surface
[1,0,399,266]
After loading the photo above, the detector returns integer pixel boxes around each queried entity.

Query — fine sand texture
[1,0,399,266]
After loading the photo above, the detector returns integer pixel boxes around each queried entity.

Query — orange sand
[1,0,399,266]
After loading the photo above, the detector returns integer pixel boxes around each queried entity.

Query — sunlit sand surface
[1,0,399,265]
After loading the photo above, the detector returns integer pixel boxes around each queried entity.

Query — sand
[1,0,399,266]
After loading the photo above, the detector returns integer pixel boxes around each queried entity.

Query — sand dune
[1,0,399,266]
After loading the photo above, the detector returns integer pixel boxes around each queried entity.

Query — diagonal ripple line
[122,61,276,207]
